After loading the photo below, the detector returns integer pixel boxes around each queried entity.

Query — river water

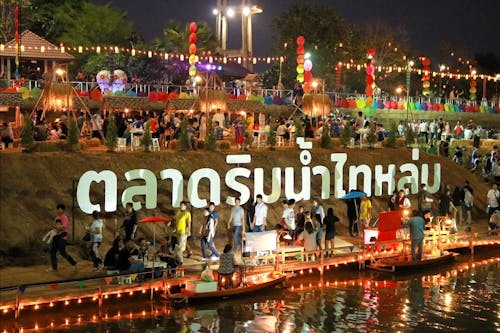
[7,250,500,333]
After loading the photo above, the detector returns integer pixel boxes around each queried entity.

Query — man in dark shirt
[117,239,144,273]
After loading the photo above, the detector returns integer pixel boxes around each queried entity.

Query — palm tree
[153,20,218,54]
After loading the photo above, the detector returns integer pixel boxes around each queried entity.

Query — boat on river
[166,272,287,303]
[367,251,459,272]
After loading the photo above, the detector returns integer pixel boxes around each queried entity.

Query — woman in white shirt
[89,210,104,271]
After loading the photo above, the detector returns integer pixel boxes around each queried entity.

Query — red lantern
[304,71,313,82]
[189,33,197,43]
[365,86,373,95]
[296,36,305,46]
[365,75,374,85]
[189,22,197,33]
[296,55,304,64]
[422,58,431,67]
[296,46,305,55]
[189,43,197,55]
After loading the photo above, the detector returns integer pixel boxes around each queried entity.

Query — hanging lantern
[296,36,305,83]
[421,57,431,96]
[188,22,197,82]
[365,49,376,107]
[470,70,477,100]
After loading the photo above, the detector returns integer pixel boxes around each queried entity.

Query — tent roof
[1,30,75,61]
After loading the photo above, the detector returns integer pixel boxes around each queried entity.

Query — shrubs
[20,113,34,152]
[67,117,81,152]
[340,121,352,147]
[266,116,277,149]
[320,122,332,149]
[205,119,217,151]
[141,122,152,151]
[104,115,118,152]
[385,121,398,148]
[179,116,189,151]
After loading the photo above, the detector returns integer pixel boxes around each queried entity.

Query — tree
[179,116,189,151]
[270,2,356,89]
[366,123,377,149]
[205,119,216,151]
[141,122,152,152]
[385,121,398,148]
[267,117,277,149]
[294,117,304,138]
[340,122,352,147]
[404,125,415,147]
[67,116,80,152]
[105,115,118,152]
[20,112,34,152]
[320,123,331,149]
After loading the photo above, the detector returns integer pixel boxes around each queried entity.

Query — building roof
[0,30,74,61]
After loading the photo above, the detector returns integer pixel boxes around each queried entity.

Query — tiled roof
[0,30,74,61]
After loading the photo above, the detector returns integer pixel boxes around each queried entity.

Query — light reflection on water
[6,255,500,333]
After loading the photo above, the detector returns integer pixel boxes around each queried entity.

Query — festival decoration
[95,70,127,94]
[296,36,305,83]
[14,6,20,81]
[422,57,431,96]
[469,70,477,100]
[365,48,376,107]
[335,63,342,90]
[188,22,197,81]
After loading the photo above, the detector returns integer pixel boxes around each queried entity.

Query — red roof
[0,30,74,61]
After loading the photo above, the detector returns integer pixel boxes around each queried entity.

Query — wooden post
[98,287,103,319]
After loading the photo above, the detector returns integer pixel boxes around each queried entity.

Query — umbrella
[339,190,367,200]
[139,215,171,297]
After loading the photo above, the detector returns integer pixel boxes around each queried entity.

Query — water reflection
[3,255,499,332]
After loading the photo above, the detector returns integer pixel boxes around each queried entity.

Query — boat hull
[368,252,459,272]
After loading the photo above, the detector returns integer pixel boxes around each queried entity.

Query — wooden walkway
[0,232,499,323]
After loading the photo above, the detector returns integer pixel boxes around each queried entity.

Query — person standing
[439,188,455,217]
[346,192,360,237]
[359,196,372,228]
[252,194,268,232]
[47,204,77,272]
[323,207,340,257]
[175,201,192,258]
[283,199,297,239]
[227,197,245,252]
[121,202,137,241]
[463,186,474,224]
[486,183,500,217]
[310,199,325,224]
[417,184,434,215]
[387,190,399,211]
[401,210,427,261]
[1,122,14,148]
[88,210,103,271]
[200,208,219,261]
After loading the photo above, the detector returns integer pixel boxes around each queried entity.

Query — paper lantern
[296,36,305,46]
[365,75,374,85]
[304,60,313,72]
[365,97,373,107]
[189,43,197,55]
[365,86,373,95]
[304,71,313,82]
[296,73,304,82]
[189,33,197,43]
[296,64,305,74]
[189,65,196,77]
[422,58,430,67]
[296,55,305,64]
[189,22,197,33]
[296,46,305,55]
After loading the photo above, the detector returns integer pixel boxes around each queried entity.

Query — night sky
[95,0,500,67]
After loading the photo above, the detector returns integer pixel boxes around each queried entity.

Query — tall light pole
[405,60,414,124]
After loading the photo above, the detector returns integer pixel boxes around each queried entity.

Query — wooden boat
[166,272,287,303]
[368,251,459,272]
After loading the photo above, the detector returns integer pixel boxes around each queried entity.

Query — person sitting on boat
[157,236,183,273]
[397,190,411,210]
[117,239,144,273]
[217,244,236,289]
[103,235,122,271]
[401,210,427,261]
[298,220,318,261]
[488,210,500,234]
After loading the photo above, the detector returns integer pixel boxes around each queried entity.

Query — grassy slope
[0,147,491,266]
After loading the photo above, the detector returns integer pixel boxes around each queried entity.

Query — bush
[104,115,118,152]
[267,117,277,149]
[294,117,304,138]
[141,122,153,151]
[385,121,398,148]
[366,123,377,148]
[205,119,217,151]
[179,116,189,151]
[217,140,231,150]
[404,126,415,147]
[67,117,81,152]
[340,122,352,147]
[20,113,34,152]
[320,122,332,149]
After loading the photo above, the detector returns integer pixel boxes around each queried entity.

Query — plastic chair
[116,138,127,152]
[151,138,160,151]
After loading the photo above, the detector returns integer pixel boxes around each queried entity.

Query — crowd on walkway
[43,175,499,275]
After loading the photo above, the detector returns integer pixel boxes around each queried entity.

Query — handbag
[82,231,91,242]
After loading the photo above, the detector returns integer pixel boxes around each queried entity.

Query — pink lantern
[304,59,313,72]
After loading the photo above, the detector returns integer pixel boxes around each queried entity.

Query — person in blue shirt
[401,210,430,261]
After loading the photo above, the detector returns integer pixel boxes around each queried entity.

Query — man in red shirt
[47,204,77,272]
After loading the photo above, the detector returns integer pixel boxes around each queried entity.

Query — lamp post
[405,61,414,124]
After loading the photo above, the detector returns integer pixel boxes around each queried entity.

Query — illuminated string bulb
[65,300,69,306]
[300,270,304,275]
[49,302,54,307]
[65,319,69,325]
[309,268,312,274]
[129,291,133,296]
[34,304,39,310]
[77,298,82,304]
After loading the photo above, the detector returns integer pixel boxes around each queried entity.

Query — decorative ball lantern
[296,36,305,83]
[365,49,376,107]
[188,22,197,81]
[422,57,431,96]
